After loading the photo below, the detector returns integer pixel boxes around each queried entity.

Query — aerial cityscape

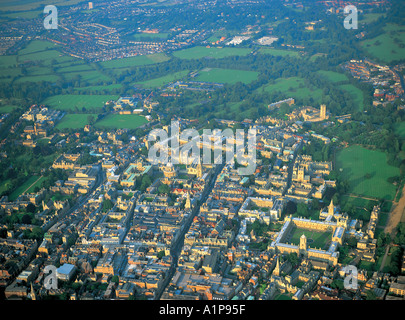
[0,0,404,309]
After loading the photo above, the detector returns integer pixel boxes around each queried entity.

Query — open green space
[135,70,189,88]
[42,94,118,112]
[317,70,349,83]
[9,175,40,201]
[132,32,169,41]
[289,227,332,249]
[172,46,251,60]
[94,114,148,129]
[258,76,323,103]
[336,145,399,200]
[56,113,98,130]
[361,23,405,64]
[100,53,170,69]
[258,48,300,58]
[193,68,259,84]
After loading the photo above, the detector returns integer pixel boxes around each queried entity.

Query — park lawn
[25,176,47,194]
[56,113,98,129]
[194,68,259,84]
[94,114,148,129]
[172,46,251,60]
[258,48,300,58]
[136,70,190,88]
[42,94,118,112]
[360,23,405,64]
[317,70,349,83]
[9,175,40,201]
[100,53,170,69]
[336,145,399,200]
[258,77,323,103]
[289,227,332,249]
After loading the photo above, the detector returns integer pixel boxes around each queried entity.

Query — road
[154,162,224,300]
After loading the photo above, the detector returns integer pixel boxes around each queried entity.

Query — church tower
[185,192,192,210]
[298,166,305,182]
[320,104,327,120]
[328,199,334,216]
[273,256,281,276]
[299,234,307,254]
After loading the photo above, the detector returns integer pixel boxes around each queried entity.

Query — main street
[154,162,225,300]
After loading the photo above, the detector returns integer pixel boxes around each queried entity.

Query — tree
[102,199,114,213]
[158,184,171,195]
[111,275,119,284]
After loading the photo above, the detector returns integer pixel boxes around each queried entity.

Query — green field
[94,114,148,129]
[258,48,300,58]
[132,32,169,41]
[289,227,332,249]
[9,175,40,201]
[100,53,170,69]
[258,77,323,103]
[317,70,349,83]
[42,94,118,112]
[194,68,259,84]
[56,113,98,129]
[361,23,405,64]
[172,46,252,60]
[135,70,189,88]
[336,145,399,200]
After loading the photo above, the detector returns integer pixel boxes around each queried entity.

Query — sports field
[289,227,332,249]
[42,94,118,112]
[56,114,98,129]
[336,145,399,200]
[172,46,251,60]
[193,68,259,84]
[94,114,148,129]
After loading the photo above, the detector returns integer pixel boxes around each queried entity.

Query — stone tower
[328,199,334,216]
[299,234,307,253]
[320,104,327,120]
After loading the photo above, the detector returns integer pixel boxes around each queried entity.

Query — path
[385,184,405,235]
[23,175,43,194]
[379,245,390,272]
